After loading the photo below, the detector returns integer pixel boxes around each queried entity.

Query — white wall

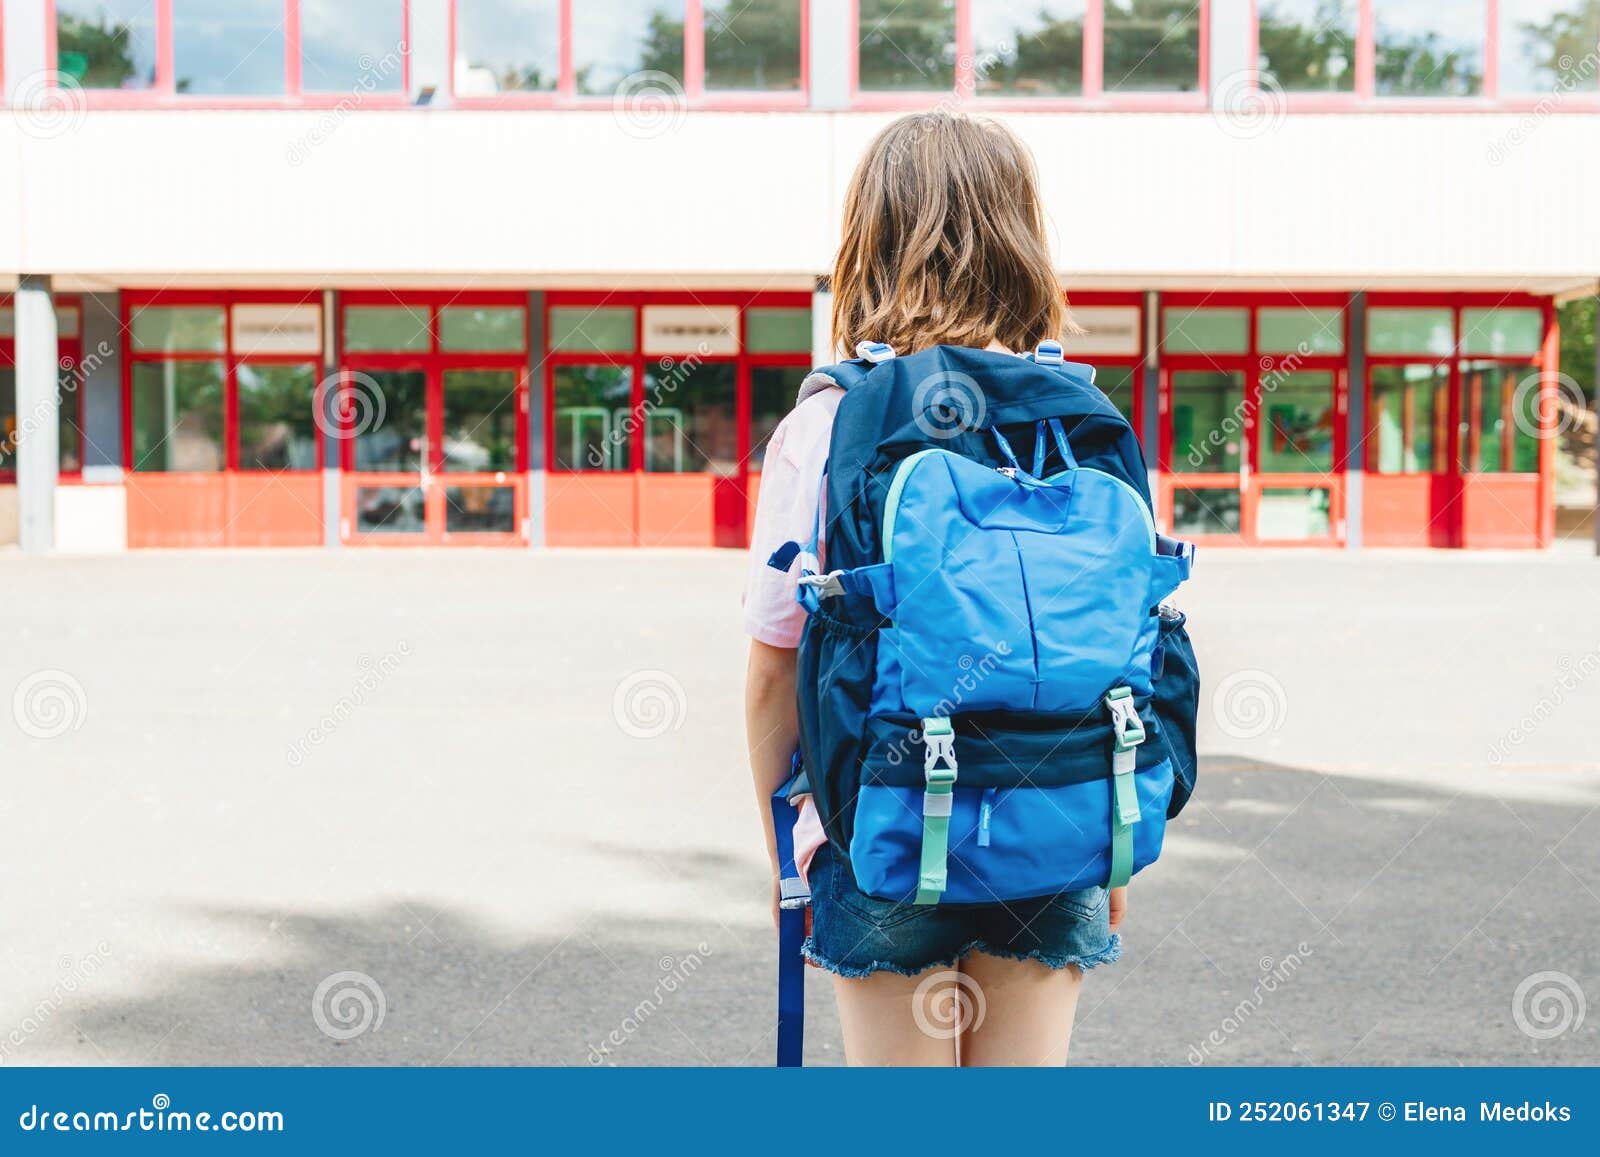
[3,109,1598,290]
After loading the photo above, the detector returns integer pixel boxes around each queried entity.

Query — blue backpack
[769,340,1200,1063]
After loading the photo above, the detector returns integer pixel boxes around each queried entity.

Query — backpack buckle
[921,716,958,784]
[1104,686,1145,753]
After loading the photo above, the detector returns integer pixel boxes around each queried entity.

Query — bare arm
[746,639,800,905]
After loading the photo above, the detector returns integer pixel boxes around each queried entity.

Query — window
[442,370,520,473]
[1163,309,1250,355]
[454,0,561,95]
[641,363,737,474]
[1171,371,1245,472]
[858,0,957,91]
[131,361,226,472]
[237,363,319,470]
[128,299,324,474]
[0,368,15,474]
[974,1,1088,97]
[440,307,527,353]
[1498,0,1600,95]
[750,366,802,469]
[1259,371,1336,472]
[705,0,804,91]
[172,0,286,96]
[1257,306,1345,354]
[53,0,410,102]
[300,0,407,94]
[1102,0,1204,92]
[550,308,636,354]
[344,306,431,353]
[554,365,634,471]
[55,0,160,90]
[573,0,687,95]
[1460,362,1542,473]
[1373,0,1487,97]
[1258,0,1358,92]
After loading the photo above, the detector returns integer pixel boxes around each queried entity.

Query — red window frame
[1,296,85,484]
[1158,291,1350,546]
[1249,0,1600,111]
[1361,291,1555,547]
[45,0,412,109]
[448,0,811,110]
[121,289,327,474]
[851,0,1210,111]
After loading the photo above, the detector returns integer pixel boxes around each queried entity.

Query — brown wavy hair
[830,111,1068,358]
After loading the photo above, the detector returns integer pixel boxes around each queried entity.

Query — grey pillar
[15,275,59,553]
[1143,291,1161,496]
[809,0,852,110]
[78,294,123,474]
[322,289,342,548]
[1346,291,1365,550]
[526,290,545,547]
[811,280,835,367]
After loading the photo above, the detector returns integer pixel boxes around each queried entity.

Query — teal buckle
[1104,686,1146,753]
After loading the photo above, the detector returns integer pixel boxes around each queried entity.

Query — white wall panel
[3,110,1597,289]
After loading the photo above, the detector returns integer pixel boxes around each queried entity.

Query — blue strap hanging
[771,767,808,1068]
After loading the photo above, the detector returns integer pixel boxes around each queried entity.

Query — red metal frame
[1361,291,1554,548]
[121,288,326,474]
[851,0,1210,112]
[0,296,84,484]
[447,0,811,110]
[544,289,812,547]
[1158,292,1350,547]
[45,0,412,109]
[338,290,531,547]
[1251,0,1600,112]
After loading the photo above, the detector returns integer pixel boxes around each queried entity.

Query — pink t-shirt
[743,385,844,882]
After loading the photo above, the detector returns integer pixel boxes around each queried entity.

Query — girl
[743,111,1124,1067]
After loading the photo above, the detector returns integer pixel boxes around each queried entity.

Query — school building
[2,0,1598,552]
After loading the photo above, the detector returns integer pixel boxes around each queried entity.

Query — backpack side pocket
[1152,608,1200,818]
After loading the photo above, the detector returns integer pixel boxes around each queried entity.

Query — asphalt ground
[1,545,1597,1065]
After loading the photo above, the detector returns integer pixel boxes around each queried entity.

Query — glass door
[440,367,524,539]
[347,367,429,536]
[1166,369,1247,540]
[1250,368,1342,543]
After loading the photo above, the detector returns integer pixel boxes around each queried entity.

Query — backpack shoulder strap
[795,341,897,403]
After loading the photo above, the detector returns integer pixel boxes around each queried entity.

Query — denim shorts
[802,842,1121,978]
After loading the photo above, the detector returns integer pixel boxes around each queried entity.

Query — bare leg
[958,951,1084,1066]
[830,969,961,1066]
